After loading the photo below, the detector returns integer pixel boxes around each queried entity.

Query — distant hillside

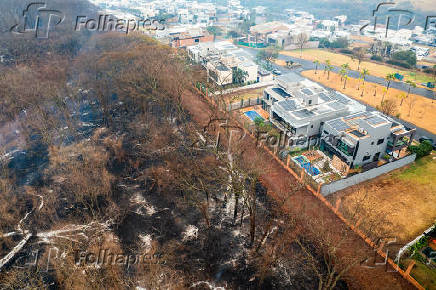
[403,0,436,12]
[240,0,434,27]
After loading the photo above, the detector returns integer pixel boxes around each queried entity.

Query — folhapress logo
[10,2,65,39]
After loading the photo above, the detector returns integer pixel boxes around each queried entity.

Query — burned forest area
[0,32,355,289]
[0,32,350,289]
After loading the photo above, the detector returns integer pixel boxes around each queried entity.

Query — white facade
[262,73,366,148]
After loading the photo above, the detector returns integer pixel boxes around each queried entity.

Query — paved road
[240,47,435,100]
[278,54,436,100]
[240,47,436,141]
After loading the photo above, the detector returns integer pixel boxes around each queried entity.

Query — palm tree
[339,67,347,82]
[313,59,320,74]
[405,80,416,99]
[325,60,333,80]
[343,75,348,89]
[340,63,350,82]
[383,73,395,102]
[358,68,369,91]
[341,63,350,71]
[397,93,407,107]
[361,68,369,87]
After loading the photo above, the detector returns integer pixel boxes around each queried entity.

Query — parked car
[272,69,282,75]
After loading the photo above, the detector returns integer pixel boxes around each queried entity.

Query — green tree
[232,68,249,84]
[392,50,417,67]
[207,26,223,41]
[408,141,433,159]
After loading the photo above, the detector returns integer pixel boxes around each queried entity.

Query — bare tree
[378,98,398,116]
[296,33,309,58]
[407,94,417,116]
[352,48,366,71]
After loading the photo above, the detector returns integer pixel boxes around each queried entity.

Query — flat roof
[277,72,305,83]
[272,87,291,98]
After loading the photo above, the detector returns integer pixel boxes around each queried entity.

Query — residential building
[250,21,292,43]
[187,41,258,85]
[318,20,339,32]
[262,73,365,147]
[320,111,416,167]
[333,15,347,27]
[170,31,214,48]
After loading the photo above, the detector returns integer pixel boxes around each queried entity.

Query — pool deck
[240,105,270,121]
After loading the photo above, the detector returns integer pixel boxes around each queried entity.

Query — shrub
[392,50,417,67]
[408,140,433,159]
[386,59,411,69]
[423,67,435,74]
[339,49,353,54]
[322,161,331,172]
[371,55,383,61]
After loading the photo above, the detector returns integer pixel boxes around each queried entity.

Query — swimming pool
[292,155,320,176]
[244,110,264,122]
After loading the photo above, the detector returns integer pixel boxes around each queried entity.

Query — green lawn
[394,153,436,186]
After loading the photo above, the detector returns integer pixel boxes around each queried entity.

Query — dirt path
[181,90,414,290]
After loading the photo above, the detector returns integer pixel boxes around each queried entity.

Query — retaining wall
[321,154,417,196]
[229,97,261,111]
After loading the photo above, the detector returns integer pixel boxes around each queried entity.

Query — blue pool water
[244,110,264,122]
[293,155,320,176]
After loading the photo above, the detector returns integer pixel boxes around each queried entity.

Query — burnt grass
[0,95,348,289]
[106,102,348,289]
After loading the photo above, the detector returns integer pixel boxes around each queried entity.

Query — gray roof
[366,115,388,126]
[329,92,350,104]
[216,65,230,71]
[301,88,313,95]
[277,99,297,111]
[328,119,351,132]
[293,109,316,119]
[272,87,291,98]
[277,72,305,83]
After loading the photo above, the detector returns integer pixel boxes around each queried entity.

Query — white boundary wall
[321,154,417,196]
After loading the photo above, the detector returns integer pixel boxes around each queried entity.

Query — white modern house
[187,41,259,86]
[321,111,416,167]
[262,73,366,148]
